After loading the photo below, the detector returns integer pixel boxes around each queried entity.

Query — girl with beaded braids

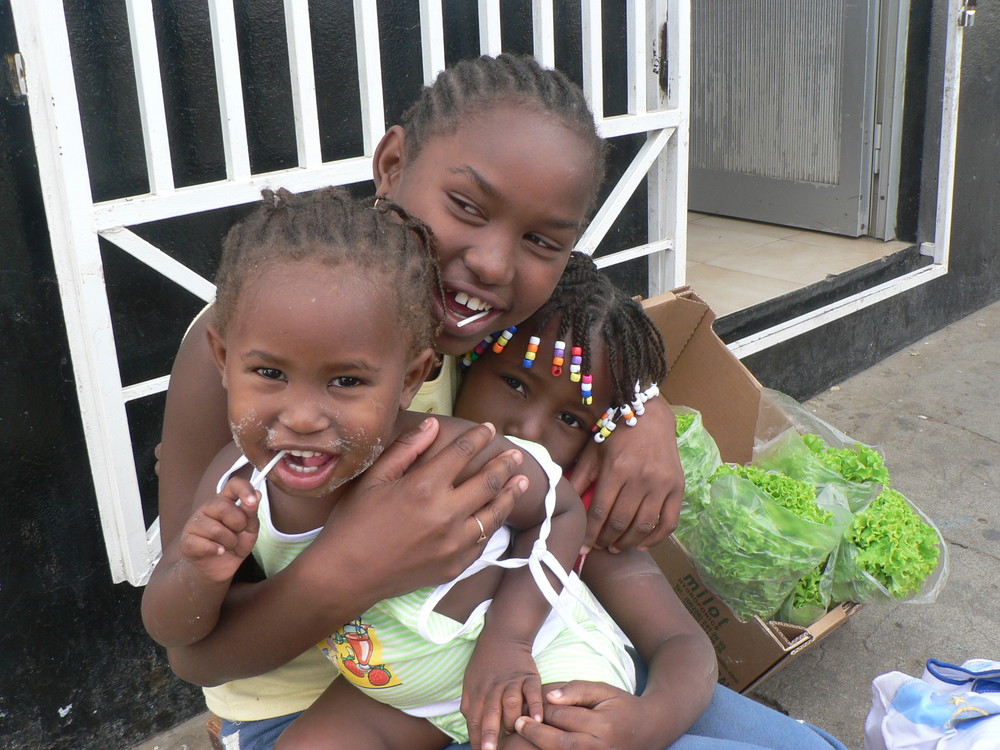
[144,187,637,750]
[156,54,687,749]
[450,253,849,750]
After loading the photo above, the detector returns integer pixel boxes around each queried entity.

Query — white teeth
[287,450,323,458]
[453,292,492,312]
[286,463,318,474]
[468,296,491,312]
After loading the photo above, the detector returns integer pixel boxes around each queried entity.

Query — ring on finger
[473,515,487,544]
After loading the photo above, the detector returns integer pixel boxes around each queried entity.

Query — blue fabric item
[221,711,302,750]
[925,658,1000,693]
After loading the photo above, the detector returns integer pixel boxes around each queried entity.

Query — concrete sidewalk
[747,297,1000,748]
[133,299,1000,750]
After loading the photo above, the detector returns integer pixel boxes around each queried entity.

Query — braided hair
[400,53,607,213]
[212,187,444,355]
[525,252,667,409]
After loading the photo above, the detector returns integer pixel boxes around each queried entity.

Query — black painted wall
[0,1,996,748]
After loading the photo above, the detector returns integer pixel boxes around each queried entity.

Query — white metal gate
[11,0,690,585]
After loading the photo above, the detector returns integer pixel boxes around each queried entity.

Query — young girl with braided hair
[449,252,849,750]
[156,53,687,750]
[145,188,639,750]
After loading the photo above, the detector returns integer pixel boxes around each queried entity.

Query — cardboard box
[640,287,861,693]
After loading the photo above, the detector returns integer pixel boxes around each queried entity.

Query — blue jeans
[221,675,847,750]
[445,684,847,750]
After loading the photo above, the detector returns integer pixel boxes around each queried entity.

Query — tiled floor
[684,213,910,318]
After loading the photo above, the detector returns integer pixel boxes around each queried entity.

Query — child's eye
[557,412,585,429]
[450,195,484,219]
[255,367,285,381]
[524,232,564,253]
[501,375,526,396]
[330,376,362,388]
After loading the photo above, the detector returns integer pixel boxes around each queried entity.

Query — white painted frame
[727,0,967,359]
[12,0,689,585]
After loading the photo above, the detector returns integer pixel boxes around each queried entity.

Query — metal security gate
[11,0,690,585]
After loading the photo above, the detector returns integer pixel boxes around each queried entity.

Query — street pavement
[747,297,1000,749]
[133,298,1000,750]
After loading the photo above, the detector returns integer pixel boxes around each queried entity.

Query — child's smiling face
[209,259,431,503]
[377,104,596,356]
[453,317,614,470]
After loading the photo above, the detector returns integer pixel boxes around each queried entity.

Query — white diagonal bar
[122,375,171,403]
[207,0,251,181]
[419,0,446,84]
[596,109,680,138]
[124,0,174,194]
[355,0,385,154]
[479,0,503,55]
[593,239,672,270]
[284,0,322,168]
[99,227,216,302]
[729,265,949,360]
[532,0,555,67]
[575,126,671,255]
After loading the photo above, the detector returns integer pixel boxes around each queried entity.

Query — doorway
[687,0,913,318]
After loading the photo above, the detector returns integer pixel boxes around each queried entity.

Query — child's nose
[464,233,516,286]
[506,412,545,444]
[278,396,331,436]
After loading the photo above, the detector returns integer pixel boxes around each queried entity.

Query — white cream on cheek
[229,410,262,458]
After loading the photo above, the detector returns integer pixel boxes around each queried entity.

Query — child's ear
[400,347,437,410]
[372,125,408,198]
[205,322,229,389]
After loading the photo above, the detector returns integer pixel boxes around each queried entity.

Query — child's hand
[462,634,542,750]
[570,396,684,554]
[178,477,260,583]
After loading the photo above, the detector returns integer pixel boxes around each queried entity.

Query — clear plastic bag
[673,406,722,524]
[776,552,837,627]
[674,470,851,621]
[753,389,887,512]
[831,487,949,605]
[752,389,949,610]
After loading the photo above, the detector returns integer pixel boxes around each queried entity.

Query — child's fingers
[455,448,525,541]
[475,701,502,750]
[179,520,238,559]
[605,492,662,553]
[518,679,545,725]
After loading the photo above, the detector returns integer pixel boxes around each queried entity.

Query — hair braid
[400,53,607,213]
[213,187,443,354]
[522,252,667,408]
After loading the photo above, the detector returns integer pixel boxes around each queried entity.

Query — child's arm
[458,459,586,750]
[161,419,526,686]
[514,548,717,750]
[570,395,684,553]
[142,446,261,648]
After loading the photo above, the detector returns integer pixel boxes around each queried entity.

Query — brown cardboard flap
[643,287,859,693]
[641,289,762,464]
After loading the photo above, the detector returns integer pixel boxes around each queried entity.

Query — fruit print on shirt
[319,619,399,689]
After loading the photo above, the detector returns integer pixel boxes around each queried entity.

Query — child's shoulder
[395,410,495,464]
[396,410,557,494]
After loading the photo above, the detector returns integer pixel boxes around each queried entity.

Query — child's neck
[265,483,343,535]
